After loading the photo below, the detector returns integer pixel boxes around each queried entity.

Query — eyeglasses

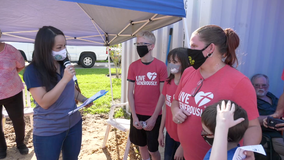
[134,42,152,46]
[201,129,213,138]
[191,79,204,97]
[253,84,268,88]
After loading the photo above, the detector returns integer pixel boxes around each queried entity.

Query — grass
[19,68,122,115]
[96,60,108,63]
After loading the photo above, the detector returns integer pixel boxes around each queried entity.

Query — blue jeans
[164,132,183,160]
[33,119,82,160]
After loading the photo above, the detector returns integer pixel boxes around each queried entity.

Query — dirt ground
[3,114,143,160]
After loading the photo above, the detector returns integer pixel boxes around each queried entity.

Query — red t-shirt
[162,79,179,141]
[127,58,167,116]
[174,65,259,160]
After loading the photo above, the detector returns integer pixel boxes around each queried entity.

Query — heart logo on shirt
[147,72,157,80]
[194,91,214,107]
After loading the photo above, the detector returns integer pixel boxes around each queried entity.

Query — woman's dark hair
[201,100,249,143]
[31,26,65,91]
[166,47,190,84]
[195,25,240,67]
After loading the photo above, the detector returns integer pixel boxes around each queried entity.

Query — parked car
[6,42,108,68]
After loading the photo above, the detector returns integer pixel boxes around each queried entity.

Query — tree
[110,44,122,78]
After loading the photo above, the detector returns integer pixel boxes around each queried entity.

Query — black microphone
[63,58,78,86]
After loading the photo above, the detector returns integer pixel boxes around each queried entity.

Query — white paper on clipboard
[68,90,108,115]
[232,145,266,160]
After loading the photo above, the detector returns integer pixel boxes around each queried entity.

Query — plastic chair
[102,102,130,160]
[2,83,34,128]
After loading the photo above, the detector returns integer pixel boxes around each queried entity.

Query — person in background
[202,100,248,160]
[265,69,284,121]
[23,26,91,160]
[158,48,190,160]
[127,31,168,160]
[263,69,284,147]
[251,73,284,159]
[0,28,29,159]
[171,25,261,160]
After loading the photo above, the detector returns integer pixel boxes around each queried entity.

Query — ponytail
[224,28,239,67]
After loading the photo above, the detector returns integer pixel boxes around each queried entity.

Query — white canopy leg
[107,46,114,104]
[182,18,190,48]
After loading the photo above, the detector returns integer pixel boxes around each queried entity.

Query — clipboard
[68,90,108,115]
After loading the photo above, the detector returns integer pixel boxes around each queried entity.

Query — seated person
[251,73,284,159]
[201,100,249,160]
[268,69,284,120]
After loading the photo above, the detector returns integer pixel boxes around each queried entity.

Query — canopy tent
[1,0,185,46]
[1,0,186,103]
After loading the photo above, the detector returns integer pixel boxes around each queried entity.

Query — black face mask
[137,46,149,58]
[203,136,214,146]
[187,43,212,69]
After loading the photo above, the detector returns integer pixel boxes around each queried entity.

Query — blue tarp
[62,0,186,17]
[1,0,185,46]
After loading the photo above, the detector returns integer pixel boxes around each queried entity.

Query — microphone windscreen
[63,57,70,66]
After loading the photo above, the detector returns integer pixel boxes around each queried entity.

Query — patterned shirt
[0,43,25,100]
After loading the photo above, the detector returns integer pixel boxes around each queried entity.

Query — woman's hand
[84,101,93,108]
[62,65,75,83]
[171,100,190,124]
[172,107,190,124]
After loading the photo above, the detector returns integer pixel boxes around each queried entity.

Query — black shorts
[130,114,161,152]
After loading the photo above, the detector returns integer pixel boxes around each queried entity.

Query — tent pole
[107,46,114,104]
[106,33,114,104]
[182,18,190,47]
[165,28,173,65]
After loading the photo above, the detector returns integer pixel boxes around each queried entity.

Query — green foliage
[114,107,131,119]
[18,68,121,114]
[96,60,108,63]
[110,44,122,78]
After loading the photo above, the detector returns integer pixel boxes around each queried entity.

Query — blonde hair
[136,31,156,44]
